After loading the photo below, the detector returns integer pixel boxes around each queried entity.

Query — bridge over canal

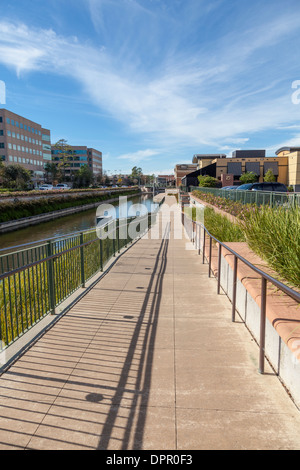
[0,195,300,450]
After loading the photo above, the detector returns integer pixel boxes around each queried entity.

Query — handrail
[181,204,300,374]
[0,199,163,255]
[0,207,162,350]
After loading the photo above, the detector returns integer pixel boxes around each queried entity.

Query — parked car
[222,186,238,190]
[252,182,288,192]
[39,184,53,190]
[237,182,288,192]
[236,183,255,191]
[55,184,70,190]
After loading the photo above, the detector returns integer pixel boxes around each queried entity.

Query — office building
[51,145,103,179]
[0,108,51,183]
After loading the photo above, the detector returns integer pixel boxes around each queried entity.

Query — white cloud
[117,149,160,163]
[1,9,300,156]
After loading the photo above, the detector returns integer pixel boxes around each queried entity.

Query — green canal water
[0,194,158,251]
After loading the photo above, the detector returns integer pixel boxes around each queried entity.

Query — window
[0,117,2,122]
[42,134,50,142]
[0,143,4,148]
[6,118,10,124]
[7,130,11,136]
[8,143,12,149]
[11,120,14,126]
[0,155,5,161]
[15,121,19,128]
[9,155,13,162]
[0,130,3,136]
[20,123,23,129]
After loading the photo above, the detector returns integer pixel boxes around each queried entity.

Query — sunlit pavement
[0,195,300,450]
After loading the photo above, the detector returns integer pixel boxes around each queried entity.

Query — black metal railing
[0,198,165,351]
[181,204,300,374]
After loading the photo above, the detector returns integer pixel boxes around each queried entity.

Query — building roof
[192,154,226,163]
[275,147,300,155]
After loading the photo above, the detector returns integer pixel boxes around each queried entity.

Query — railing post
[47,241,56,315]
[202,228,206,264]
[100,238,103,271]
[117,218,120,253]
[217,243,222,294]
[259,277,267,374]
[232,255,238,322]
[80,232,85,288]
[208,236,212,277]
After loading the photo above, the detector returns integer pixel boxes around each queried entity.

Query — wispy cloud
[1,1,300,161]
[117,149,160,163]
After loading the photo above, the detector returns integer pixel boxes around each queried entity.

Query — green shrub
[239,205,300,288]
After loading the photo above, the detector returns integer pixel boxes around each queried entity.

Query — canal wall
[0,190,141,234]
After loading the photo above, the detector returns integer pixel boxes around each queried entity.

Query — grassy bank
[0,189,139,223]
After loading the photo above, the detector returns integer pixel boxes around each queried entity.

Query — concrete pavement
[0,195,300,450]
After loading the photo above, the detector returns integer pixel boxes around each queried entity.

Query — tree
[131,166,143,185]
[197,175,218,187]
[0,164,32,190]
[239,171,258,184]
[264,169,276,182]
[73,164,94,188]
[44,162,59,183]
[53,139,73,181]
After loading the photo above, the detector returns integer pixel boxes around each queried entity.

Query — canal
[0,193,158,251]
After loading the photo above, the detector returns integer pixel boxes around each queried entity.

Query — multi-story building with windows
[0,108,51,183]
[88,148,103,176]
[51,145,103,180]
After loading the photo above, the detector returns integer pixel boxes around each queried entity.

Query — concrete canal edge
[0,191,142,234]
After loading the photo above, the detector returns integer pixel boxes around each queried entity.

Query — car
[55,184,70,190]
[39,184,54,190]
[222,186,238,190]
[111,185,118,188]
[251,182,288,192]
[237,182,288,192]
[236,183,255,190]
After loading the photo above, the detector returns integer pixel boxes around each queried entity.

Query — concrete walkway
[0,195,300,450]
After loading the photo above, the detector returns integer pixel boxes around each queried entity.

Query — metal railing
[0,198,165,351]
[182,204,300,374]
[187,186,300,208]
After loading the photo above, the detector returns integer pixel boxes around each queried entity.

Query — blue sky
[1,0,300,175]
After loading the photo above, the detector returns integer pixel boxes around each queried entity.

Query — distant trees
[264,169,276,182]
[52,139,73,181]
[72,164,94,188]
[131,166,143,185]
[239,171,258,184]
[197,175,218,187]
[0,163,32,190]
[44,162,59,183]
